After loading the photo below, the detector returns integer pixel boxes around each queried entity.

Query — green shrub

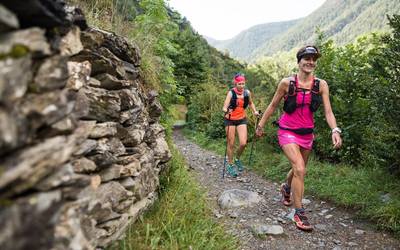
[206,112,225,139]
[187,83,226,133]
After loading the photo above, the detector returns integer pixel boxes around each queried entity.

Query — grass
[183,129,400,237]
[110,145,238,250]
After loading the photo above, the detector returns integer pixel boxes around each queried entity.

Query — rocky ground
[173,128,400,250]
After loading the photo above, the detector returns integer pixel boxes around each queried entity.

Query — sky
[167,0,326,40]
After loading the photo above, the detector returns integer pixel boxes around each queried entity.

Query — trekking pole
[248,110,262,167]
[222,112,231,179]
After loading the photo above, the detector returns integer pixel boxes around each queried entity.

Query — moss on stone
[0,44,30,60]
[0,198,14,207]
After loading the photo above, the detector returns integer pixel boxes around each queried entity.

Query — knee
[239,141,247,148]
[292,161,306,177]
[227,137,235,146]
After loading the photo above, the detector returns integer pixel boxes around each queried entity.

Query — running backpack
[283,76,322,114]
[229,89,249,110]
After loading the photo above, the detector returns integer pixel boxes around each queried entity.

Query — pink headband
[234,75,245,83]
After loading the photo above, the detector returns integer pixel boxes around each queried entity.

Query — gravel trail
[173,128,400,250]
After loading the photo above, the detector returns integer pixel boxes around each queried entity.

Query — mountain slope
[251,0,375,59]
[207,19,300,61]
[208,0,400,62]
[331,0,400,43]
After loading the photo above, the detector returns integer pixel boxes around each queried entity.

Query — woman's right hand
[222,108,232,114]
[223,109,232,118]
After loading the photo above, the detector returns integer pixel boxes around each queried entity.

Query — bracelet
[331,127,342,134]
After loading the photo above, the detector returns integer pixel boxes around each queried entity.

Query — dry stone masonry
[0,1,171,249]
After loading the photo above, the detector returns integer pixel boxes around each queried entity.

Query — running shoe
[234,158,244,172]
[280,183,292,206]
[226,164,238,177]
[293,209,313,231]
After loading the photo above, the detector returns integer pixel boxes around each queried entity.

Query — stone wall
[0,1,171,249]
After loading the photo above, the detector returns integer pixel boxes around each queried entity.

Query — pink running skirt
[277,129,314,150]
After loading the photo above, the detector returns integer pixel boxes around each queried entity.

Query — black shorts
[224,118,247,127]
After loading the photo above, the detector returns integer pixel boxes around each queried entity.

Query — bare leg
[226,125,236,163]
[235,124,247,159]
[285,147,311,189]
[285,169,294,188]
[300,147,312,199]
[281,143,306,209]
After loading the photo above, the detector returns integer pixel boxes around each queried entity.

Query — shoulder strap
[229,89,237,109]
[243,89,249,108]
[242,89,250,98]
[230,89,237,98]
[312,78,320,93]
[288,79,296,96]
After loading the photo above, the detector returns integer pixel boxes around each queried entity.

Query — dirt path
[172,128,400,250]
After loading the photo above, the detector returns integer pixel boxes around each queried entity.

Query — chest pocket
[229,89,249,110]
[283,77,321,114]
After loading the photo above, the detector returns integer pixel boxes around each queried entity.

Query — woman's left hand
[332,133,342,149]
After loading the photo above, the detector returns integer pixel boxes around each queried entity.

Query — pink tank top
[279,77,314,129]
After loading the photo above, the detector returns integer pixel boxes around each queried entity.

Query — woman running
[256,46,342,231]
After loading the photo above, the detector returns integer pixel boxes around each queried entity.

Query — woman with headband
[256,46,342,231]
[222,73,260,177]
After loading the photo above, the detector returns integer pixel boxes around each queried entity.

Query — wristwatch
[332,127,342,134]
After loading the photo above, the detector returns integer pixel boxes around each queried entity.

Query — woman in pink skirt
[256,45,342,231]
